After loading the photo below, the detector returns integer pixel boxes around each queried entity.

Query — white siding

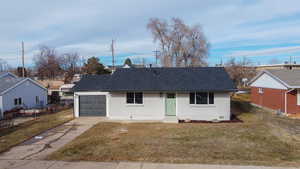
[177,92,231,121]
[1,79,47,114]
[75,91,232,121]
[250,73,287,89]
[108,92,231,121]
[108,92,165,120]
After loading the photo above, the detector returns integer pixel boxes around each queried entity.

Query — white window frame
[126,92,143,104]
[258,88,264,94]
[190,92,214,105]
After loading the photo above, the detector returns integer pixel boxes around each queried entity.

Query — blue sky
[1,0,300,67]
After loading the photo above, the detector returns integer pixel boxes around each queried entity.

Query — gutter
[285,88,294,114]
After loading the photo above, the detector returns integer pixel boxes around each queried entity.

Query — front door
[165,93,176,116]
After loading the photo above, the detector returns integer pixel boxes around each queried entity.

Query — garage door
[79,95,106,116]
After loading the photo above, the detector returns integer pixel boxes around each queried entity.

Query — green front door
[165,93,176,116]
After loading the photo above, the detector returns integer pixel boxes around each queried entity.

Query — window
[18,98,22,105]
[209,93,214,104]
[126,92,134,104]
[258,88,264,94]
[14,97,22,105]
[14,98,18,105]
[189,92,195,104]
[36,96,40,104]
[190,92,214,105]
[126,92,143,104]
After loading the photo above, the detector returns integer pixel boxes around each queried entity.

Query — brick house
[249,69,300,115]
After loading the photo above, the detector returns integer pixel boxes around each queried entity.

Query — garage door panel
[79,95,106,116]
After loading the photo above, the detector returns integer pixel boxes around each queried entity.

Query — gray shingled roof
[0,72,6,77]
[72,74,111,91]
[267,69,300,87]
[73,67,236,92]
[0,76,24,94]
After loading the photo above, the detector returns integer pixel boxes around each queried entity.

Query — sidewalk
[0,160,299,169]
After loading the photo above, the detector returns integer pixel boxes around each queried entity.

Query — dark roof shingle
[73,67,236,92]
[72,74,111,91]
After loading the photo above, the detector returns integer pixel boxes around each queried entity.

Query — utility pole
[80,56,85,73]
[153,50,160,66]
[111,40,115,70]
[21,41,25,78]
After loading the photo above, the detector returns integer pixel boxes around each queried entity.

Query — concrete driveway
[0,117,105,160]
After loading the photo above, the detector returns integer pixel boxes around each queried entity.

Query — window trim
[189,92,214,105]
[126,92,144,105]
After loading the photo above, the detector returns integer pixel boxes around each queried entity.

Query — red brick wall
[251,87,300,114]
[251,87,285,112]
[286,90,300,114]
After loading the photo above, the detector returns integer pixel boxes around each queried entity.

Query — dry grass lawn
[47,96,300,166]
[0,109,73,153]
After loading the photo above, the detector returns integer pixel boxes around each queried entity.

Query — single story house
[59,84,75,105]
[249,69,300,114]
[73,67,236,122]
[0,72,48,118]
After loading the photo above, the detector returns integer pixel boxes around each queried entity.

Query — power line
[152,50,160,65]
[111,39,115,70]
[22,41,25,77]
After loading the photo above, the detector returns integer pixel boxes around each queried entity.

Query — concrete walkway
[0,160,299,169]
[0,117,104,160]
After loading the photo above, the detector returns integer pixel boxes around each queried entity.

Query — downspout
[285,88,294,114]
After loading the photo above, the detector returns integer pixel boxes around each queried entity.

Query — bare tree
[34,46,62,80]
[61,52,80,83]
[225,57,257,88]
[147,18,209,67]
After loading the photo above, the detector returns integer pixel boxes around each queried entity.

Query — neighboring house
[0,72,48,118]
[38,80,64,104]
[71,74,81,83]
[0,72,17,79]
[106,64,146,70]
[73,67,236,122]
[59,84,75,105]
[249,69,300,115]
[255,62,300,71]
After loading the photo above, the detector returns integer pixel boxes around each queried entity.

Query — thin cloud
[226,46,300,57]
[1,0,300,66]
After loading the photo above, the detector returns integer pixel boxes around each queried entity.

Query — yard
[47,95,300,166]
[0,109,73,153]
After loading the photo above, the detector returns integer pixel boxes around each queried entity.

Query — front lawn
[47,99,300,166]
[0,109,73,153]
